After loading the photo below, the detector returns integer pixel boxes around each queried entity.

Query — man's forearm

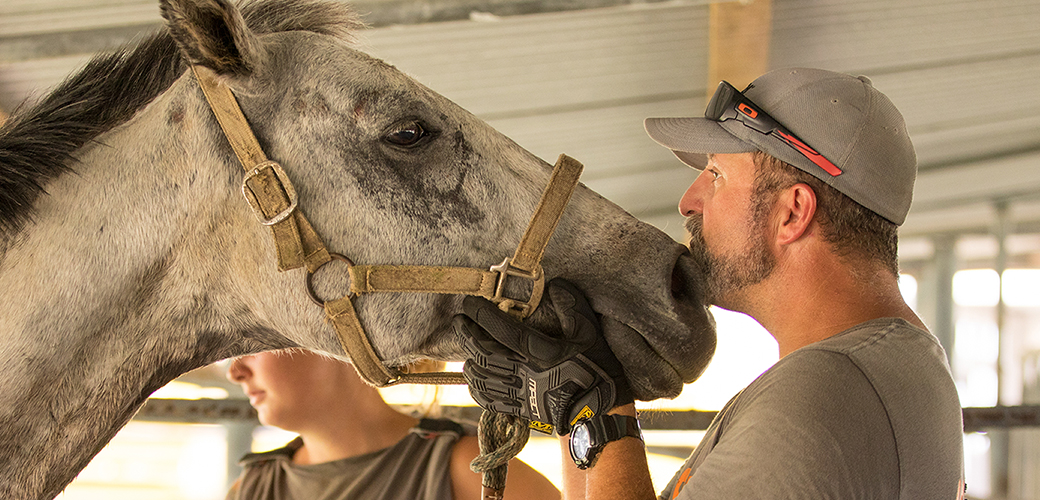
[559,434,586,500]
[558,404,656,500]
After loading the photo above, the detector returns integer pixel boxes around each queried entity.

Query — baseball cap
[645,68,916,225]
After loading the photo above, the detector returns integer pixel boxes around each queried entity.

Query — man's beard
[685,213,776,310]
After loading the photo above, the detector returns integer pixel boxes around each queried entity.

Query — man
[456,68,964,499]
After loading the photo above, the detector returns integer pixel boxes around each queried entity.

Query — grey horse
[0,0,715,497]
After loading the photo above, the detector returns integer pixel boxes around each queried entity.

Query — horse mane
[0,0,364,240]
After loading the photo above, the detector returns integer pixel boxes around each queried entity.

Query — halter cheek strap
[191,66,583,387]
[192,67,331,273]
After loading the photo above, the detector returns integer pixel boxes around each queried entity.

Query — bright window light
[952,268,1040,307]
[646,307,778,411]
[176,426,228,500]
[954,320,1000,366]
[956,365,999,407]
[964,433,992,498]
[251,426,299,453]
[898,274,918,311]
[60,422,228,500]
[151,381,229,400]
[953,269,1000,307]
[1002,269,1040,307]
[953,319,999,408]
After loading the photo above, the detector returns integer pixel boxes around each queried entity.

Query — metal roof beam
[0,0,683,63]
[354,0,682,26]
[707,0,771,95]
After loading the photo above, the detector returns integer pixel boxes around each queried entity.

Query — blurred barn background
[3,0,1040,498]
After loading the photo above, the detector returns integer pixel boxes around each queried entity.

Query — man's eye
[708,169,720,180]
[385,122,427,147]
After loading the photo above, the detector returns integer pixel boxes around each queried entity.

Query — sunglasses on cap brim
[706,81,842,177]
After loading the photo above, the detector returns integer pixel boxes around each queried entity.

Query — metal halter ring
[305,253,355,307]
[489,257,545,318]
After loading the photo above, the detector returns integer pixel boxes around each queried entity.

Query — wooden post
[707,0,773,99]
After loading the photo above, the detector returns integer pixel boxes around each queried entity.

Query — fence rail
[136,399,1040,432]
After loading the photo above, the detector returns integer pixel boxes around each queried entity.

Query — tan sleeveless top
[226,419,472,500]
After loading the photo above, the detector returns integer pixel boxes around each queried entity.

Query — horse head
[157,0,715,399]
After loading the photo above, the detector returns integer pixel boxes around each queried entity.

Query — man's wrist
[568,410,643,469]
[607,402,637,418]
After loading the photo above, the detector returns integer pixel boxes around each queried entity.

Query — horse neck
[0,77,285,499]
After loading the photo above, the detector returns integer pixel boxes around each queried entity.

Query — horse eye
[385,122,427,147]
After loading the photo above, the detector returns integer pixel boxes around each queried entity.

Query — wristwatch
[568,414,642,469]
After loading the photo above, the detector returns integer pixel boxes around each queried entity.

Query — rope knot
[471,411,531,494]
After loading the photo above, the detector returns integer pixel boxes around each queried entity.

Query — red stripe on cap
[775,130,843,176]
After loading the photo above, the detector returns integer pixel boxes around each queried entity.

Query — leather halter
[192,66,583,387]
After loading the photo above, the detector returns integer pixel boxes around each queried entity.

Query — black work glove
[456,279,633,435]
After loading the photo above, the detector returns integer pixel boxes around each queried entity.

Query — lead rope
[192,65,581,500]
[471,412,531,499]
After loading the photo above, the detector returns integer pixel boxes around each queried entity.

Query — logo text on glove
[528,377,541,420]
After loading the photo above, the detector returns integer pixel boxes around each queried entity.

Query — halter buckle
[241,161,299,226]
[489,257,545,318]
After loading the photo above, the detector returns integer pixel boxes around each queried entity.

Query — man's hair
[751,151,900,277]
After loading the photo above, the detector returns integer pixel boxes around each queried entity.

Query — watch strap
[602,414,642,443]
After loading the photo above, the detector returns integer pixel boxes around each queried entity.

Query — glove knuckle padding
[457,280,635,433]
[462,296,528,353]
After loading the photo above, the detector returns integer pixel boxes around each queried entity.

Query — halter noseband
[191,66,583,387]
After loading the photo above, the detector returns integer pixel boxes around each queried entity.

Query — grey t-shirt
[227,418,473,500]
[659,318,964,500]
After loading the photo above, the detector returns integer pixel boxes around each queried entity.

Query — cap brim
[644,117,756,169]
[672,150,708,169]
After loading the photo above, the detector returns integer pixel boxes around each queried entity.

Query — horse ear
[160,0,262,78]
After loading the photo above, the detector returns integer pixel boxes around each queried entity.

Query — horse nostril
[672,250,707,305]
[671,258,687,300]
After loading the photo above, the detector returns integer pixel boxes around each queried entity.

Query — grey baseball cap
[645,67,916,225]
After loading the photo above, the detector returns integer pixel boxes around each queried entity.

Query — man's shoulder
[737,317,953,419]
[770,318,955,407]
[804,317,939,357]
[740,342,880,411]
[801,317,954,386]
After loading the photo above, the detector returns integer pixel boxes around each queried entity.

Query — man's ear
[774,183,817,246]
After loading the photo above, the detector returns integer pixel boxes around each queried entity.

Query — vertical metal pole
[707,0,772,97]
[920,234,957,362]
[993,201,1011,405]
[991,201,1011,499]
[225,422,255,490]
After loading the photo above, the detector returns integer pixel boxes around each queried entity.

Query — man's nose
[678,171,711,216]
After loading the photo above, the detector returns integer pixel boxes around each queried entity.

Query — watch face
[570,423,591,461]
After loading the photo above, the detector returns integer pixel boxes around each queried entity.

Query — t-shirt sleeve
[672,350,900,500]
